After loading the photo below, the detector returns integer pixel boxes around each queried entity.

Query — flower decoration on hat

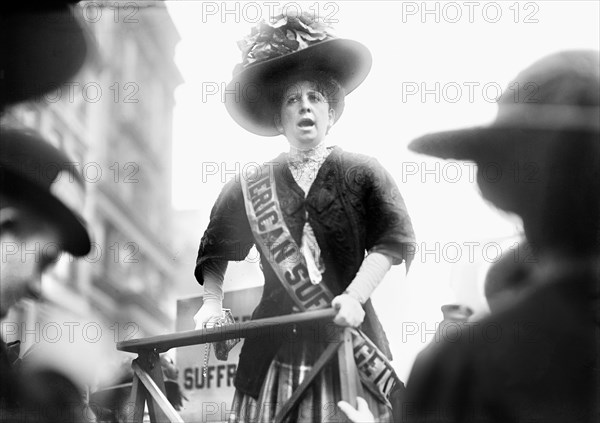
[234,12,335,74]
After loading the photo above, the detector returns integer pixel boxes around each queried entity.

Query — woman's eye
[286,96,298,104]
[309,93,324,102]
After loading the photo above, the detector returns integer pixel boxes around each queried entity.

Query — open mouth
[297,118,315,128]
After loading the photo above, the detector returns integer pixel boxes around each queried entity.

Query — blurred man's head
[0,2,91,110]
[0,126,91,317]
[409,50,600,257]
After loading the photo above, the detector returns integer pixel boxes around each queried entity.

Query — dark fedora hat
[0,2,92,108]
[0,126,91,256]
[408,50,600,160]
[224,12,372,136]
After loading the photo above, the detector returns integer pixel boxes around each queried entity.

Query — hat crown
[234,12,336,76]
[0,127,85,188]
[440,304,473,321]
[495,50,600,131]
[499,50,600,107]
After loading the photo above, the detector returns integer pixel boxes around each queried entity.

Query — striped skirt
[228,335,393,423]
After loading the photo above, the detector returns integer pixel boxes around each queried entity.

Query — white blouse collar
[288,141,329,165]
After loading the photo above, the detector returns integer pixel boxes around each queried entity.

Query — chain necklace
[202,342,211,378]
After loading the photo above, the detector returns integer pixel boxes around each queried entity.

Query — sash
[241,164,401,406]
[241,164,335,310]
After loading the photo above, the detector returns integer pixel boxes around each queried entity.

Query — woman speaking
[193,12,416,422]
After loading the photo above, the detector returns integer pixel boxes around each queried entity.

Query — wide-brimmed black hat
[0,2,92,108]
[225,12,372,136]
[408,50,600,160]
[0,126,91,256]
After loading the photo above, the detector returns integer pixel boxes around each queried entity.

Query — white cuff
[345,252,392,304]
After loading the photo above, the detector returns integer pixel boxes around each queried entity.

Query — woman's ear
[326,108,336,133]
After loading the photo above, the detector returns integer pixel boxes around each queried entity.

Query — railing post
[126,362,146,423]
[135,349,171,423]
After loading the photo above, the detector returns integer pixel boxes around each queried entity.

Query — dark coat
[195,146,416,398]
[403,267,600,423]
[1,339,87,423]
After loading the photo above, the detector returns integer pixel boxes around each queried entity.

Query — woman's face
[276,80,335,149]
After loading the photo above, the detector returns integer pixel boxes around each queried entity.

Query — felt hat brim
[409,51,600,162]
[2,173,92,257]
[37,179,92,257]
[408,125,599,162]
[1,127,92,257]
[225,38,372,136]
[408,126,520,161]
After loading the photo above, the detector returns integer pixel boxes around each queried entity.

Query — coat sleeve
[194,178,255,284]
[363,158,417,269]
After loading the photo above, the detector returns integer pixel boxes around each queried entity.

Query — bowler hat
[408,50,600,160]
[0,2,92,108]
[0,126,91,256]
[225,12,372,136]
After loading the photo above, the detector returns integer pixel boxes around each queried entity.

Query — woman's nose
[299,95,311,112]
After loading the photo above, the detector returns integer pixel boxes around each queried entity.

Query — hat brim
[6,175,92,257]
[408,126,505,161]
[225,38,372,136]
[49,190,92,257]
[0,7,90,107]
[1,126,92,257]
[407,125,598,161]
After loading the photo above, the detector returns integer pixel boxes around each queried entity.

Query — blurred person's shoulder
[405,276,598,422]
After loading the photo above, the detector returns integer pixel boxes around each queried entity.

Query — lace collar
[287,142,329,166]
